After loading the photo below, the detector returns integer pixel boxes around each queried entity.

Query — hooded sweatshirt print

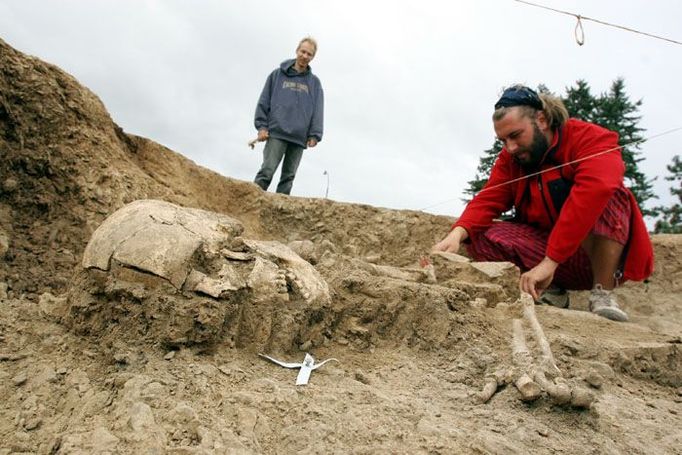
[254,59,324,148]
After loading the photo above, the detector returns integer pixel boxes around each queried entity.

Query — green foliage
[462,140,502,202]
[464,79,656,217]
[653,155,682,234]
[564,78,656,216]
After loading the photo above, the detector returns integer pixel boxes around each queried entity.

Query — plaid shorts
[466,186,631,290]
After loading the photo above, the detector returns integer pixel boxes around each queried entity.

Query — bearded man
[433,85,653,322]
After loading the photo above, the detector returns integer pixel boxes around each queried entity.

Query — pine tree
[563,80,596,121]
[653,155,682,234]
[565,78,656,216]
[462,140,502,202]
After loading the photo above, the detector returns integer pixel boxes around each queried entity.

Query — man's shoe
[536,287,569,308]
[589,284,628,322]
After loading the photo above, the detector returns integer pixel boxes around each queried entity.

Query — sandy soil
[0,37,681,454]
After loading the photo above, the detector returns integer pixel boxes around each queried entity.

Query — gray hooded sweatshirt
[254,59,324,148]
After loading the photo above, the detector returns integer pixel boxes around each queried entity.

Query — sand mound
[1,37,681,454]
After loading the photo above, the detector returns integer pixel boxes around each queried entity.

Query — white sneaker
[589,284,628,322]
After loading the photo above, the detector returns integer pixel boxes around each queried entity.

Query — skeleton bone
[70,200,332,351]
[242,239,329,304]
[522,293,561,377]
[511,318,543,402]
[477,369,513,404]
[479,293,595,408]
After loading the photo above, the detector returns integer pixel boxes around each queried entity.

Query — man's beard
[514,122,549,171]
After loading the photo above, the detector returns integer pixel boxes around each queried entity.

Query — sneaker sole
[592,307,629,322]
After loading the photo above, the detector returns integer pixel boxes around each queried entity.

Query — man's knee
[468,222,547,265]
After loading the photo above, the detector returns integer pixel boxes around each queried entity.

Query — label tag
[259,353,339,385]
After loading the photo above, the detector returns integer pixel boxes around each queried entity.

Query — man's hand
[520,256,559,301]
[257,129,269,142]
[432,226,469,254]
[307,138,318,148]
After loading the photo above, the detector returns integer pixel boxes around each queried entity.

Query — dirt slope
[0,38,680,454]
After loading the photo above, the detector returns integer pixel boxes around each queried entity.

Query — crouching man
[433,85,654,321]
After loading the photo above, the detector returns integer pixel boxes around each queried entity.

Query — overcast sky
[2,0,681,219]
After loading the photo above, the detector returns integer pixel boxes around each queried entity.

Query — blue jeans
[254,137,304,195]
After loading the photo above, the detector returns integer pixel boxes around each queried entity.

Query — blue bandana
[494,86,542,110]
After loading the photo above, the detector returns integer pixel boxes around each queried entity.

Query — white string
[419,126,682,212]
[514,0,682,47]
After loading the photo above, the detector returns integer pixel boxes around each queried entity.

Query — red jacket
[455,118,654,281]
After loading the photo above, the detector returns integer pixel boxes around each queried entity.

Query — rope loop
[418,125,682,212]
[574,15,585,46]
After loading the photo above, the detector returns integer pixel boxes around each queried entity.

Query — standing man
[253,36,324,195]
[433,85,654,322]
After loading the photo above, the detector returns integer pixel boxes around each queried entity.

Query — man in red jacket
[433,85,654,322]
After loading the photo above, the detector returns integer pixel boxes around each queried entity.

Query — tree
[653,155,682,234]
[462,140,502,202]
[565,78,656,216]
[562,80,597,121]
[464,79,656,217]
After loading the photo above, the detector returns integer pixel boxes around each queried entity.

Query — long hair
[538,93,569,130]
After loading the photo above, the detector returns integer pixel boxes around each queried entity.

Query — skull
[63,200,332,352]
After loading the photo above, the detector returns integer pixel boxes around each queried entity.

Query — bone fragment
[515,373,542,402]
[511,319,533,369]
[521,293,561,377]
[478,377,499,404]
[477,369,513,404]
[534,371,571,405]
[510,319,542,401]
[570,387,595,409]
